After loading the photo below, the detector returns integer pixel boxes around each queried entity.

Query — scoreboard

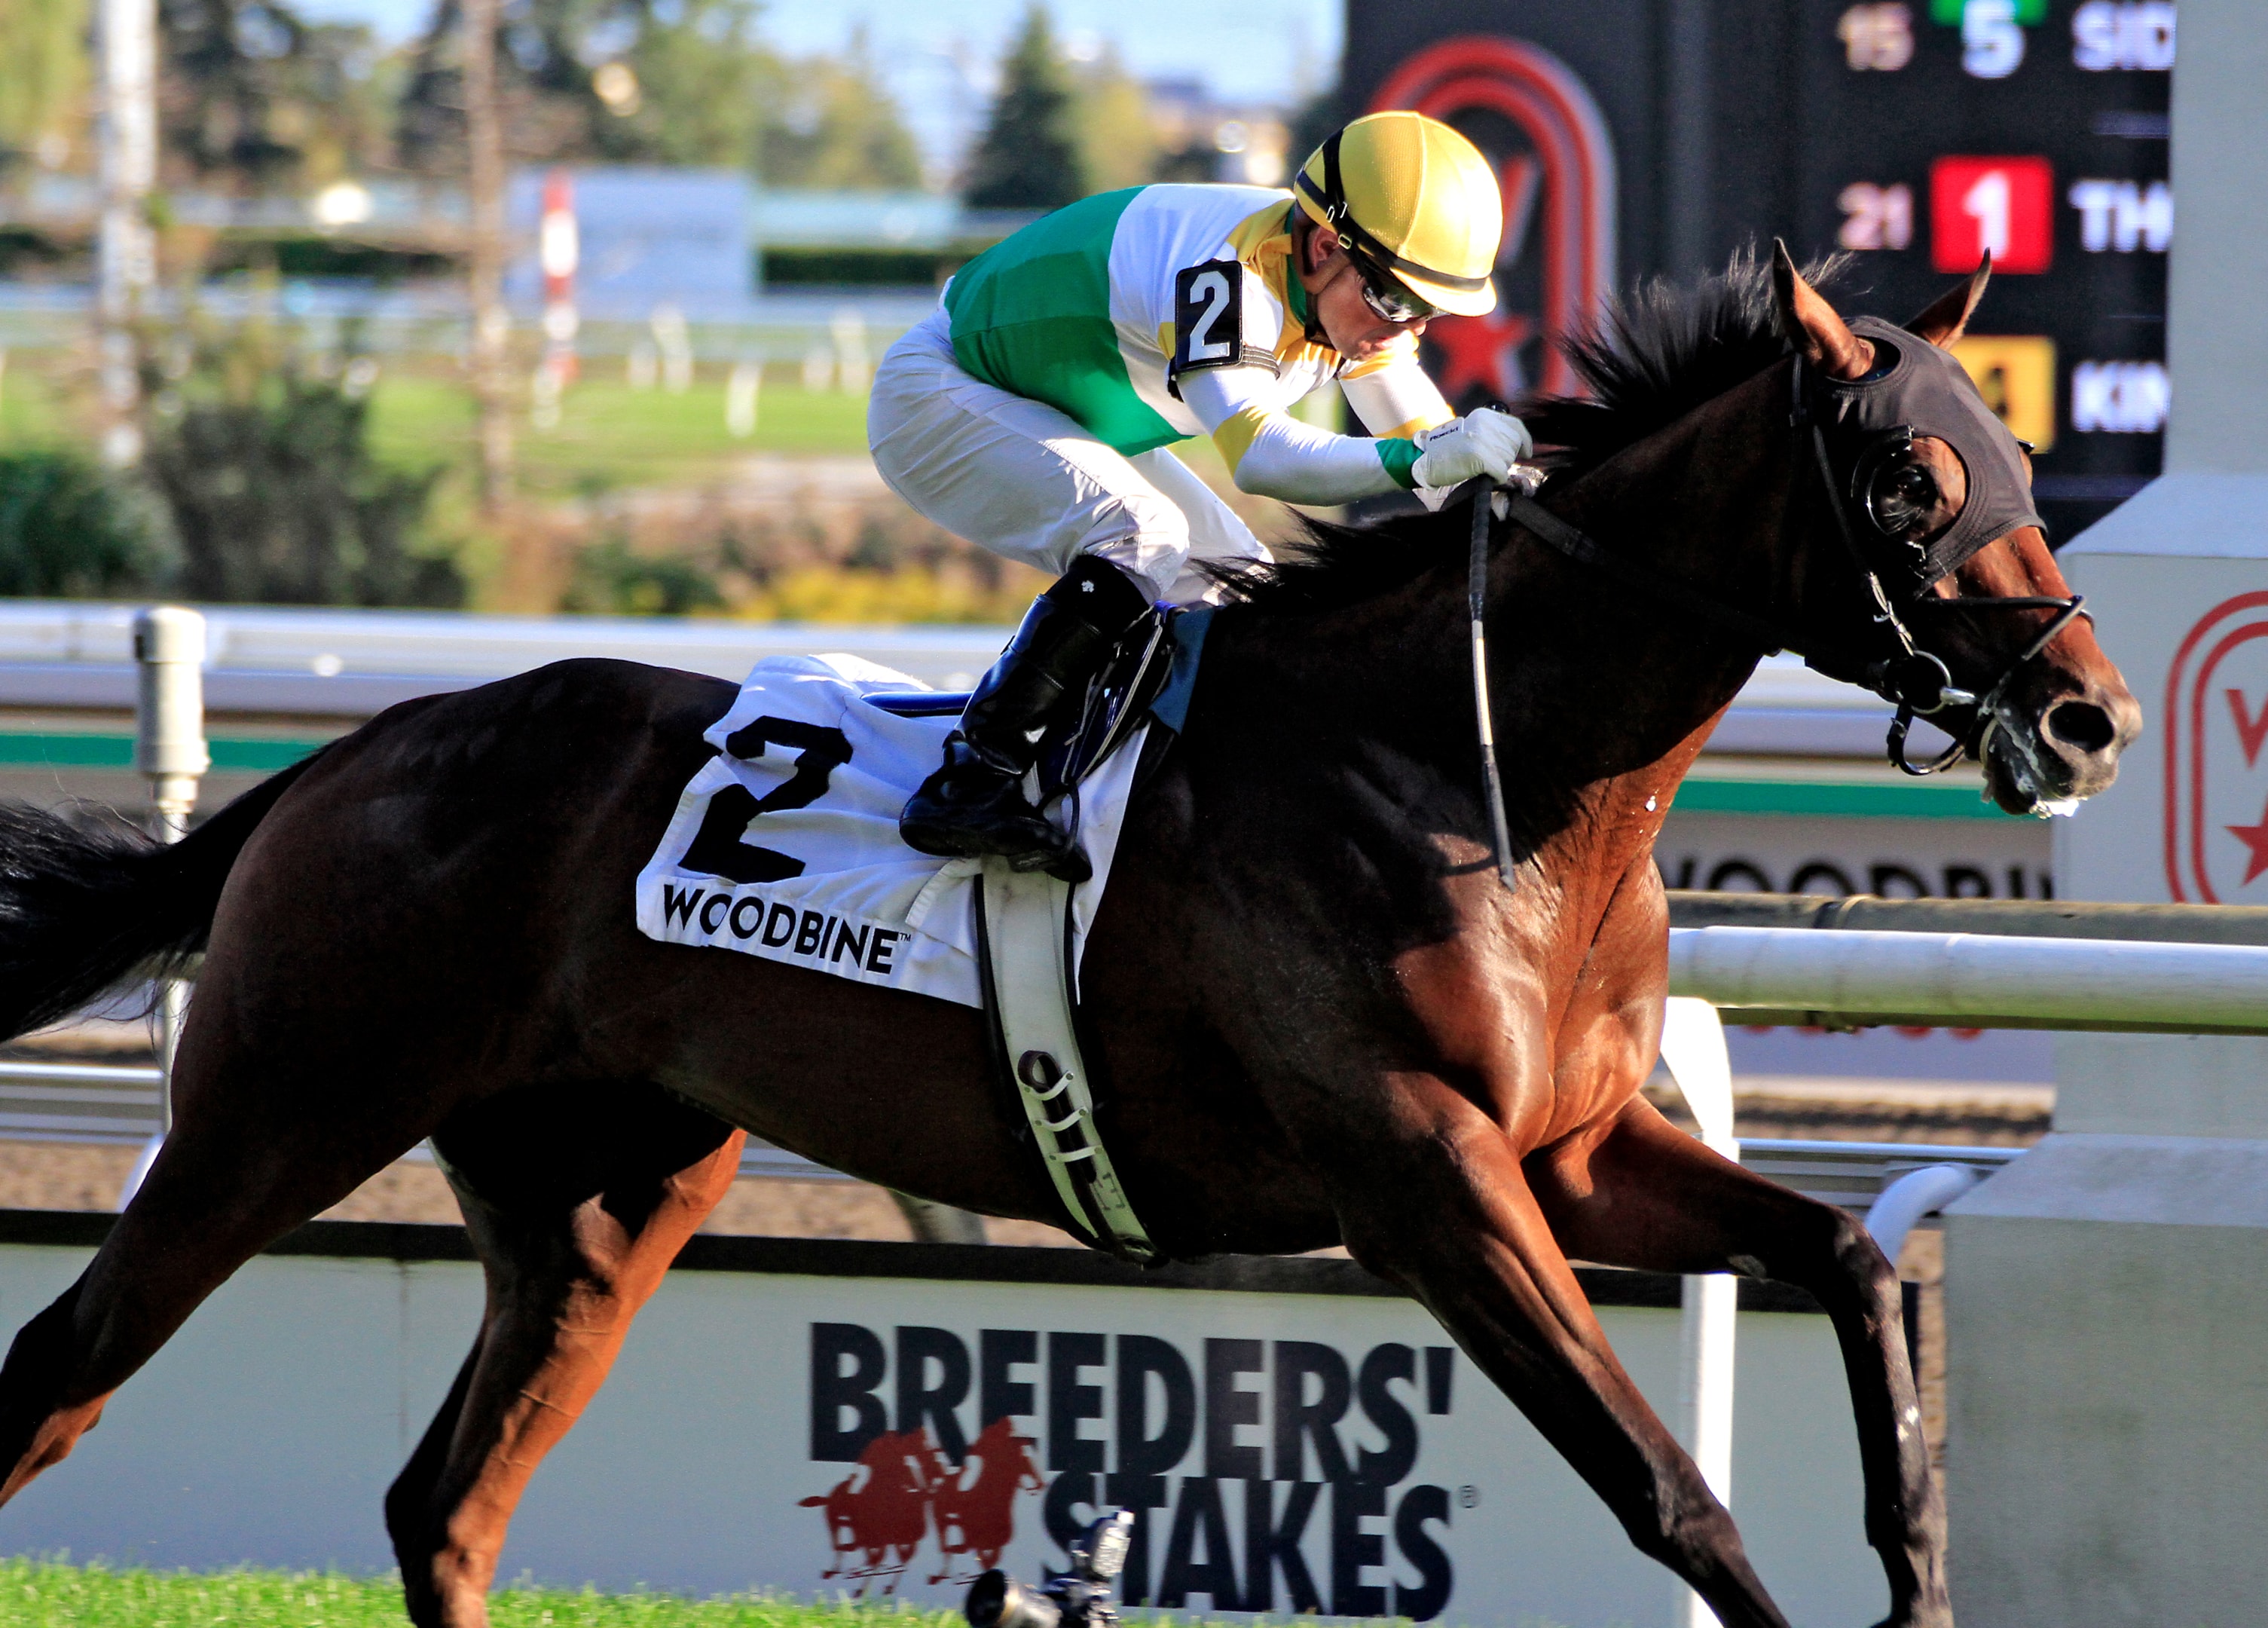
[1343,0,2174,543]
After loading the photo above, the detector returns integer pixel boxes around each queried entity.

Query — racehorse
[0,247,2137,1628]
[799,1428,939,1595]
[927,1418,1047,1584]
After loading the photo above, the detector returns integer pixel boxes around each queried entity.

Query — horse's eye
[1867,461,1939,539]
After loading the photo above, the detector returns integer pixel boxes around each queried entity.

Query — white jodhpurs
[867,310,1270,607]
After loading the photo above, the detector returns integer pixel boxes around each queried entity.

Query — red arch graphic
[2165,590,2268,900]
[1371,36,1618,396]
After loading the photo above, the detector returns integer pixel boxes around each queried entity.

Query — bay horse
[0,248,2136,1628]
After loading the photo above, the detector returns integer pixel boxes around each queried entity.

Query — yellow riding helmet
[1294,111,1502,318]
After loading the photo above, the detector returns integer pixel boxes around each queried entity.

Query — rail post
[118,606,208,1207]
[1659,996,1737,1628]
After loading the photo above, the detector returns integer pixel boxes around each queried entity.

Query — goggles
[1349,250,1438,325]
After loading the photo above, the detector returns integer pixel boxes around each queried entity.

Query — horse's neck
[1493,365,1803,791]
[1191,363,1807,889]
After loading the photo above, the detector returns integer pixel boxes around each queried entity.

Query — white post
[119,607,208,1208]
[1658,996,1738,1628]
[96,0,158,467]
[830,308,870,394]
[652,304,693,394]
[726,359,762,439]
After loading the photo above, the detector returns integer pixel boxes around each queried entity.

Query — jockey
[869,110,1531,874]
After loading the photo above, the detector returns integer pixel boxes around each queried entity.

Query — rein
[1460,350,2089,882]
[1469,490,1518,891]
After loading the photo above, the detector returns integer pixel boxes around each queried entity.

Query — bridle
[1782,352,2086,778]
[1463,344,2089,887]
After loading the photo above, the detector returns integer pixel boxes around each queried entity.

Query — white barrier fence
[1670,925,2268,1033]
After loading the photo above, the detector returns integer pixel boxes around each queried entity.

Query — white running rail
[1670,925,2268,1031]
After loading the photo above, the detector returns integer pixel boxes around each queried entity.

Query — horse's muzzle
[1984,679,2142,814]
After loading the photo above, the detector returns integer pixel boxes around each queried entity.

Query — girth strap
[975,860,1157,1262]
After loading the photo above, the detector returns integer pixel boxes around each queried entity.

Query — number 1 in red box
[1930,156,2054,273]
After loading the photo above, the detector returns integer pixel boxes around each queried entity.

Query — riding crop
[1469,478,1519,892]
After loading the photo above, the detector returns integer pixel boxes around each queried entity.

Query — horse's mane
[1216,247,1857,613]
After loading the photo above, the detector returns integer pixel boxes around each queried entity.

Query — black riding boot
[900,555,1152,878]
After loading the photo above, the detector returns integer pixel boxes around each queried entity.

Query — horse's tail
[0,748,328,1042]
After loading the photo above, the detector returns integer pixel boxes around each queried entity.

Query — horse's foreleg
[1536,1098,1948,1628]
[387,1128,743,1628]
[1333,1090,1793,1628]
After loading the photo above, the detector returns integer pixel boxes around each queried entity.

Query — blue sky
[295,0,1343,179]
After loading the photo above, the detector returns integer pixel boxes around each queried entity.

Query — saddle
[869,609,1199,1263]
[866,607,1179,802]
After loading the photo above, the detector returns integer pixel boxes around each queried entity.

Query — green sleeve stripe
[1376,437,1422,490]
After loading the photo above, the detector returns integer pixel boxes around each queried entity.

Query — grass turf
[362,371,876,500]
[0,350,876,498]
[0,1559,967,1626]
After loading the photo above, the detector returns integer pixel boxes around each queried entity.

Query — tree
[0,0,87,170]
[394,0,924,191]
[962,4,1082,210]
[396,0,610,176]
[1069,46,1156,195]
[140,317,460,607]
[0,451,166,597]
[157,0,389,192]
[613,0,773,168]
[757,31,923,191]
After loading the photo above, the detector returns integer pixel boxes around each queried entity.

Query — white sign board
[2057,541,2268,904]
[0,1224,1887,1628]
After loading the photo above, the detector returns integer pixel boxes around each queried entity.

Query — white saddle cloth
[634,653,1144,1008]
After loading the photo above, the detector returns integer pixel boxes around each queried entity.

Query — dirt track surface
[0,1140,1080,1245]
[0,1071,2033,1471]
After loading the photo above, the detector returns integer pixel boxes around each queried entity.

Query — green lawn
[0,1562,1382,1628]
[365,369,875,499]
[0,349,875,498]
[0,1559,968,1627]
[0,356,90,452]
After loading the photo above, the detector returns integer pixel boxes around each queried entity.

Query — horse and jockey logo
[2163,591,2268,901]
[799,1418,1045,1596]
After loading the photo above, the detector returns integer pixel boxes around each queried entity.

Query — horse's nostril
[2046,700,2117,755]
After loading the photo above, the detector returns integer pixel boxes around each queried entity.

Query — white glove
[1409,407,1534,490]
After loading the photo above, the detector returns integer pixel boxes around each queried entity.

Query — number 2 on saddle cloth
[677,717,853,884]
[680,610,1175,884]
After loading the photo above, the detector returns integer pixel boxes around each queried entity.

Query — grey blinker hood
[1808,314,2044,592]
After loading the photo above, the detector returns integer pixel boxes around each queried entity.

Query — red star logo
[2227,791,2268,886]
[1429,310,1535,402]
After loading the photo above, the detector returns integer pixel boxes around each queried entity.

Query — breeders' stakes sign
[0,1220,1883,1628]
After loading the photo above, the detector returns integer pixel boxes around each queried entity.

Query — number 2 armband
[1166,259,1281,401]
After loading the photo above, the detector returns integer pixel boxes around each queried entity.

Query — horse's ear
[1906,252,1993,348]
[1771,238,1873,380]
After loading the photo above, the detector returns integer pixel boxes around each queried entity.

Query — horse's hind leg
[385,1084,742,1628]
[1329,1092,1793,1628]
[1535,1098,1949,1628]
[0,997,445,1504]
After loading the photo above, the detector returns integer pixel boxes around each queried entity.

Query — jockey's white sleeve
[1340,345,1456,443]
[1179,341,1460,508]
